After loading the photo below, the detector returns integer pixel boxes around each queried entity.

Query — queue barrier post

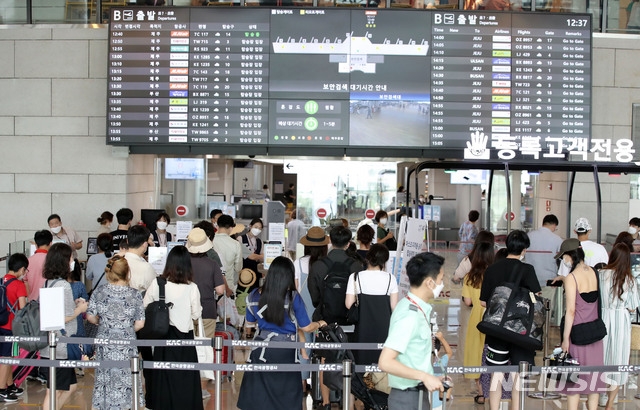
[214,336,223,410]
[518,361,529,410]
[131,356,141,410]
[529,298,560,400]
[48,331,57,410]
[342,359,352,410]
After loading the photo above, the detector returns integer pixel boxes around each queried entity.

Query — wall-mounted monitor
[164,158,204,180]
[449,170,489,185]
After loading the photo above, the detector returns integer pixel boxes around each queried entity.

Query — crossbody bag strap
[93,271,106,289]
[595,268,603,320]
[157,277,166,302]
[354,273,360,306]
[385,273,392,295]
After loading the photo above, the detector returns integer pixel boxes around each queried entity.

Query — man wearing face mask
[479,229,540,410]
[210,209,223,231]
[557,218,609,276]
[237,217,264,292]
[48,214,83,260]
[378,252,446,410]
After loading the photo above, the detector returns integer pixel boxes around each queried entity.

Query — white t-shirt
[346,270,398,296]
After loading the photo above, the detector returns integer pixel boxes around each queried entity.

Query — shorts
[388,387,430,410]
[485,336,534,366]
[0,328,12,357]
[46,367,77,391]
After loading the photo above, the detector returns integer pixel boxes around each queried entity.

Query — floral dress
[87,284,145,410]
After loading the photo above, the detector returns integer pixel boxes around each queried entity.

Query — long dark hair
[259,256,296,326]
[305,245,328,268]
[43,243,73,280]
[162,246,193,284]
[466,242,494,289]
[97,233,113,258]
[467,230,495,262]
[605,243,633,301]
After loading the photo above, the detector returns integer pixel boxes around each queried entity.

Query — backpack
[12,279,60,352]
[320,258,353,325]
[12,300,48,351]
[0,278,17,326]
[139,278,173,339]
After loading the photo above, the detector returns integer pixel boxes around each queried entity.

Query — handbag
[346,274,360,325]
[139,278,173,339]
[195,318,215,380]
[560,268,607,346]
[477,263,545,351]
[547,352,580,381]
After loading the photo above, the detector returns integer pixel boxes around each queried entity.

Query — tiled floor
[13,252,640,409]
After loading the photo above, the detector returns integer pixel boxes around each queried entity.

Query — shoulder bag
[346,273,360,324]
[477,262,546,350]
[564,268,607,346]
[139,278,173,339]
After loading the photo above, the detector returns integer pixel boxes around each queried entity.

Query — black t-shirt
[284,189,294,203]
[480,258,541,302]
[110,229,129,251]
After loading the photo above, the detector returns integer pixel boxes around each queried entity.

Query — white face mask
[69,260,76,272]
[156,221,168,230]
[251,228,262,237]
[379,218,388,225]
[629,226,638,235]
[562,259,572,269]
[50,226,62,234]
[519,254,525,262]
[431,280,445,299]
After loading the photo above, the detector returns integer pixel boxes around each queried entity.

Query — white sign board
[148,246,168,276]
[175,221,193,241]
[39,287,65,331]
[397,217,428,299]
[263,243,283,270]
[268,222,286,245]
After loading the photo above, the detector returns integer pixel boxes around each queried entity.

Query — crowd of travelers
[2,207,640,410]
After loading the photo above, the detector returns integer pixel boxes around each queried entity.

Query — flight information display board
[107,7,591,156]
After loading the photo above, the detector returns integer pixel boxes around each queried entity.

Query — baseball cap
[574,217,592,233]
[554,238,582,259]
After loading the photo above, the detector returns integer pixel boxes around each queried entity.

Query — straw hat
[238,268,256,288]
[231,223,246,236]
[300,226,330,246]
[186,228,213,254]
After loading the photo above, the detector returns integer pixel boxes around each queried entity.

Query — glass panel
[293,160,396,230]
[33,0,66,23]
[0,0,28,23]
[157,157,208,221]
[625,0,640,32]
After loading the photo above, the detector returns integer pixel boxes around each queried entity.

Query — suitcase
[214,294,235,381]
[214,328,234,381]
[13,349,40,387]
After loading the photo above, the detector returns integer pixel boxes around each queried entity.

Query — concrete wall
[0,26,638,265]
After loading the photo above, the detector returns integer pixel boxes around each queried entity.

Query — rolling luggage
[13,349,40,387]
[214,294,235,381]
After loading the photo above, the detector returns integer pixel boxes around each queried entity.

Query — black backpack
[320,259,353,325]
[0,278,17,326]
[139,278,173,339]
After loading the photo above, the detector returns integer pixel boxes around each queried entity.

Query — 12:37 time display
[567,18,589,27]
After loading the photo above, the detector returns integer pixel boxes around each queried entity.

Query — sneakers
[6,384,23,396]
[598,393,618,407]
[202,389,211,399]
[76,368,85,377]
[26,374,47,384]
[0,389,18,403]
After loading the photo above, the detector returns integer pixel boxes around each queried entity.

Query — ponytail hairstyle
[105,255,130,285]
[97,233,114,258]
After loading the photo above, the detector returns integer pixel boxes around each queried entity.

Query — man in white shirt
[212,215,243,293]
[124,225,157,293]
[124,224,157,408]
[286,209,306,260]
[527,214,563,287]
[558,217,609,276]
[527,214,563,325]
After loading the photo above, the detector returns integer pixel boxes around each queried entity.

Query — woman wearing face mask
[96,211,114,236]
[627,217,640,252]
[374,210,397,251]
[479,230,540,410]
[237,218,264,291]
[41,243,89,410]
[151,212,172,247]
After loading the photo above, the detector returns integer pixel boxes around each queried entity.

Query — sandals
[474,395,485,405]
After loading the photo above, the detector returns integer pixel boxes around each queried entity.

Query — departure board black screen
[107,7,591,156]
